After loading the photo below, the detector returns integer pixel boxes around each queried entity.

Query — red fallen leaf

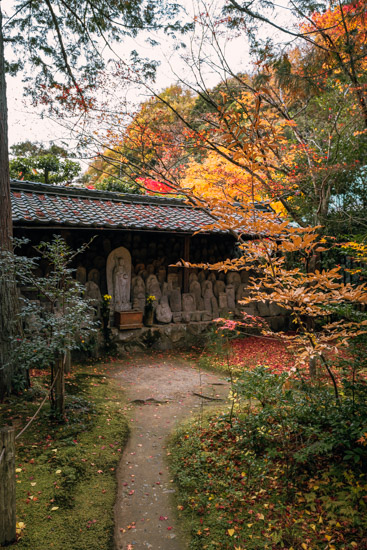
[156,481,161,485]
[159,516,168,521]
[167,526,173,531]
[97,470,103,474]
[128,490,135,495]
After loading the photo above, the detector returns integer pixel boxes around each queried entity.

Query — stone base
[111,321,213,352]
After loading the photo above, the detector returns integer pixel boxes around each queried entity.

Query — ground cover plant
[199,331,294,377]
[0,362,129,550]
[171,319,367,550]
[169,358,367,550]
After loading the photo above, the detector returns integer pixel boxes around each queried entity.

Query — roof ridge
[10,179,191,208]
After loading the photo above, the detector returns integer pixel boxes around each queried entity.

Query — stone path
[113,352,229,550]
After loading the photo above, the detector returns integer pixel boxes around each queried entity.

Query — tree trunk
[51,356,65,419]
[0,427,16,546]
[0,6,21,400]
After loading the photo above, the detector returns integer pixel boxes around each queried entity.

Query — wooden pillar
[0,426,16,546]
[183,236,190,293]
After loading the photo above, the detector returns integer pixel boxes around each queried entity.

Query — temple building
[10,180,288,349]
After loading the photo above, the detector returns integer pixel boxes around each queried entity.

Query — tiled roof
[10,181,218,234]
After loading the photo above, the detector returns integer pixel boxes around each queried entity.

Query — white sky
[5,0,291,170]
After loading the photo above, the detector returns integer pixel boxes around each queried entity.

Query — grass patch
[0,365,129,550]
[169,368,367,550]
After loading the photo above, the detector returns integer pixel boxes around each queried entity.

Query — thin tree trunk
[52,356,65,419]
[0,6,21,400]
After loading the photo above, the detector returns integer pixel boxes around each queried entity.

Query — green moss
[1,366,129,550]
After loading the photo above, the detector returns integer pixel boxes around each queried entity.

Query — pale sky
[5,0,290,171]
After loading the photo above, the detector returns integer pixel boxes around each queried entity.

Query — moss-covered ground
[0,364,129,550]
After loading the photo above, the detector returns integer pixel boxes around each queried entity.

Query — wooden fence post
[0,426,16,546]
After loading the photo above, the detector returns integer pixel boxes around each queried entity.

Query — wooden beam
[183,236,190,293]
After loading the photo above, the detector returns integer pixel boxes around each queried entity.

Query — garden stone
[182,311,192,322]
[156,296,173,324]
[85,281,102,303]
[88,268,100,285]
[202,312,212,321]
[161,282,170,297]
[157,267,166,285]
[169,288,182,312]
[189,280,202,309]
[218,292,228,312]
[211,296,219,319]
[268,302,286,316]
[132,275,145,292]
[133,293,146,311]
[208,272,216,283]
[213,280,226,298]
[257,300,270,316]
[243,303,259,316]
[236,283,247,303]
[203,289,213,314]
[182,293,195,313]
[226,284,236,311]
[227,272,241,290]
[76,266,86,285]
[140,270,148,281]
[198,270,206,283]
[191,312,201,322]
[172,312,182,323]
[167,273,179,288]
[132,276,146,310]
[146,274,162,301]
[201,280,213,297]
[85,281,102,317]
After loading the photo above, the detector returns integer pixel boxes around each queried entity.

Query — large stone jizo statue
[107,247,132,312]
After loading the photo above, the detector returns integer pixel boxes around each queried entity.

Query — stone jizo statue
[113,257,130,311]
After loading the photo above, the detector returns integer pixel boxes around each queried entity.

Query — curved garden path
[112,351,229,550]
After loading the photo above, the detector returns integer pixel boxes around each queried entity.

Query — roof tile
[11,181,217,234]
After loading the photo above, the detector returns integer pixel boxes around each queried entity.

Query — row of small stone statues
[131,268,250,324]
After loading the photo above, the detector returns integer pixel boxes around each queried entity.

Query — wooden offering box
[114,310,143,330]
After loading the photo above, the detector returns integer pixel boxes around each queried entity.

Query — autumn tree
[84,85,195,193]
[0,0,185,399]
[223,0,367,126]
[128,1,366,234]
